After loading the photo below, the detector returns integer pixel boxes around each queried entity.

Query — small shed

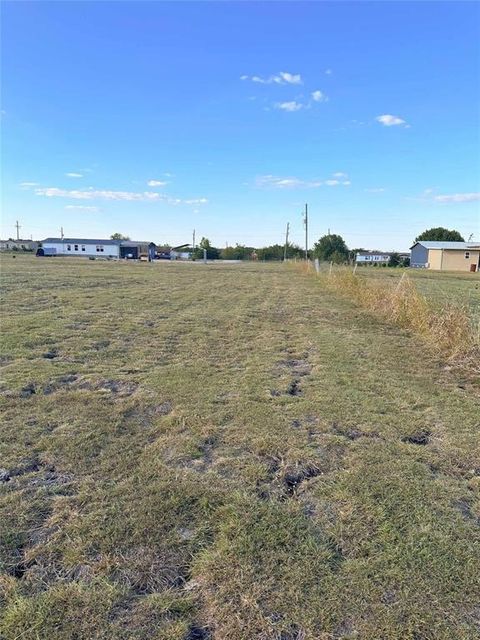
[410,241,480,272]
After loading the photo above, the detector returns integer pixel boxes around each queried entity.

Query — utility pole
[303,203,308,260]
[15,220,21,240]
[192,228,196,251]
[60,226,64,240]
[283,222,290,261]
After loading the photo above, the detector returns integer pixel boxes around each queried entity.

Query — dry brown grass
[308,265,479,370]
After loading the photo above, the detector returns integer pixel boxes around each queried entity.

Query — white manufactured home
[355,252,391,264]
[38,238,156,260]
[39,238,121,258]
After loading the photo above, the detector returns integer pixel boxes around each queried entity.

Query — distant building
[0,239,38,252]
[355,251,409,265]
[37,238,156,260]
[410,241,480,272]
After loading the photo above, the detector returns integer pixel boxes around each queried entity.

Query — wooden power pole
[303,203,308,260]
[283,222,290,261]
[15,220,21,240]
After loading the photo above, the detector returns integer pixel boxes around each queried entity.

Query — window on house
[67,244,71,251]
[465,251,470,259]
[74,244,79,251]
[96,245,104,252]
[81,245,86,251]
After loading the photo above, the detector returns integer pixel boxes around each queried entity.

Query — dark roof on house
[120,240,156,247]
[42,238,155,246]
[42,238,120,245]
[356,250,408,256]
[356,250,390,256]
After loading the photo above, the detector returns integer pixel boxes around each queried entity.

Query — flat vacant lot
[357,266,480,319]
[1,255,479,640]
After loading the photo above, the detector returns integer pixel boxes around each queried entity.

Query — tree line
[109,227,466,263]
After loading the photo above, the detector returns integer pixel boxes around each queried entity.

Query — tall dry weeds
[302,264,479,371]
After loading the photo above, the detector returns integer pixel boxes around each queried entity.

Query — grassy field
[1,255,479,640]
[356,266,480,318]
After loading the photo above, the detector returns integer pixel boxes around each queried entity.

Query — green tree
[220,244,255,260]
[192,237,220,260]
[255,243,304,261]
[388,252,401,267]
[110,233,130,240]
[415,227,464,242]
[313,234,349,263]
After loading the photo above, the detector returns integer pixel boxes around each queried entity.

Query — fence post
[314,258,320,274]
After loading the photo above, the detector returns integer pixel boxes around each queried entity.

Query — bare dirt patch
[402,430,431,446]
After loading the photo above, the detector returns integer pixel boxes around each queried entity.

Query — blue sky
[2,1,479,250]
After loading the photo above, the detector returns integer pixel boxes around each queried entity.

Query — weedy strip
[303,263,479,371]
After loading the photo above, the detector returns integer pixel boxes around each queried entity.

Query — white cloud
[66,172,83,178]
[147,179,168,187]
[245,71,303,85]
[325,69,333,75]
[65,205,99,212]
[376,114,407,127]
[256,174,352,189]
[35,187,208,205]
[364,188,386,193]
[311,90,327,102]
[19,182,39,188]
[256,175,310,189]
[275,101,304,112]
[184,198,208,205]
[333,172,348,178]
[434,192,480,203]
[277,71,302,85]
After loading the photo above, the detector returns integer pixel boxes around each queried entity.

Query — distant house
[355,251,391,264]
[37,238,156,260]
[168,244,192,260]
[410,241,480,272]
[355,251,409,265]
[0,239,38,252]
